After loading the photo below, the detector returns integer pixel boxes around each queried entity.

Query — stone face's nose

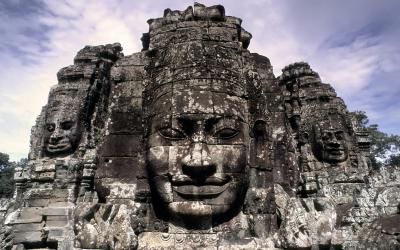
[181,142,216,180]
[191,128,206,144]
[327,136,340,146]
[49,126,63,143]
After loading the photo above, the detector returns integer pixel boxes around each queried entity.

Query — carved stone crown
[142,3,252,51]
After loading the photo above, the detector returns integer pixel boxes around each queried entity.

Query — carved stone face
[44,108,81,156]
[312,117,349,163]
[146,89,249,226]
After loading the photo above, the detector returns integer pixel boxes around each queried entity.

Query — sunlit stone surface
[1,3,399,250]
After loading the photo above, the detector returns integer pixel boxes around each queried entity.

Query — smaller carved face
[312,121,349,163]
[44,109,81,156]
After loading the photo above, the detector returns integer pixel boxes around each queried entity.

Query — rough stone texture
[1,3,399,249]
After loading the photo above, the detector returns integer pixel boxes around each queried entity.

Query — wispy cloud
[0,0,399,160]
[242,0,400,136]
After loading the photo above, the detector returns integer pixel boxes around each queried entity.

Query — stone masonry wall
[1,3,399,250]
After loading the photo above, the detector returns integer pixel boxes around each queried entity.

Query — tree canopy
[0,153,27,198]
[351,111,400,168]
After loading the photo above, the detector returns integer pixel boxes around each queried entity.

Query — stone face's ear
[289,115,300,130]
[299,132,309,145]
[253,120,267,141]
[250,120,270,171]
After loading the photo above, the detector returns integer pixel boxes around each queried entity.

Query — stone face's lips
[172,175,231,185]
[326,148,345,155]
[171,175,231,199]
[174,184,229,199]
[47,143,70,151]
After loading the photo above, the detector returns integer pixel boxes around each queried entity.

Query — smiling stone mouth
[47,143,70,150]
[326,148,345,155]
[171,175,231,199]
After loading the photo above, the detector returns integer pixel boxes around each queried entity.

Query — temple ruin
[1,3,399,249]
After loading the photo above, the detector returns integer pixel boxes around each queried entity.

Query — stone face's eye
[214,128,239,139]
[46,124,55,132]
[158,127,186,140]
[61,121,73,130]
[321,132,330,141]
[335,131,344,140]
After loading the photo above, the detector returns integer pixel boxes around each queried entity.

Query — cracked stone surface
[1,3,399,250]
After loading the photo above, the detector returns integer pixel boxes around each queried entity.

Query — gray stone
[13,231,44,244]
[1,3,399,250]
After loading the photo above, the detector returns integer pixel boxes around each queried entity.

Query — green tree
[0,152,15,198]
[0,152,10,171]
[351,111,400,168]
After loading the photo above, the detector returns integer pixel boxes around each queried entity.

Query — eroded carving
[311,113,350,164]
[2,3,399,250]
[145,90,250,227]
[43,87,83,157]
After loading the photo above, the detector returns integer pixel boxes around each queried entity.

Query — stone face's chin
[167,201,233,225]
[168,202,213,218]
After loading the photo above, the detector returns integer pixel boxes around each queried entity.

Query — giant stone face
[146,87,249,226]
[311,114,349,163]
[44,106,82,156]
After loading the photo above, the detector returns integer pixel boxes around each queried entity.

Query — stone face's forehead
[211,92,247,119]
[316,114,347,131]
[149,88,247,121]
[46,96,81,123]
[45,107,79,121]
[47,85,83,113]
[172,89,214,114]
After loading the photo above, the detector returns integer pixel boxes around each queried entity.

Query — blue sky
[1,0,399,161]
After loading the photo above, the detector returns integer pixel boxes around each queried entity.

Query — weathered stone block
[45,220,68,228]
[13,208,43,224]
[42,207,67,216]
[109,112,142,134]
[13,231,44,244]
[13,223,44,232]
[101,134,142,157]
[96,157,140,182]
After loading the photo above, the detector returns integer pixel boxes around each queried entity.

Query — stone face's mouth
[326,148,345,156]
[47,142,71,152]
[171,175,231,199]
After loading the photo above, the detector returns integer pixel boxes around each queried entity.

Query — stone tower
[1,3,399,250]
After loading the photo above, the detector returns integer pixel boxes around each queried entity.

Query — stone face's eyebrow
[151,115,171,128]
[172,113,245,123]
[219,114,245,123]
